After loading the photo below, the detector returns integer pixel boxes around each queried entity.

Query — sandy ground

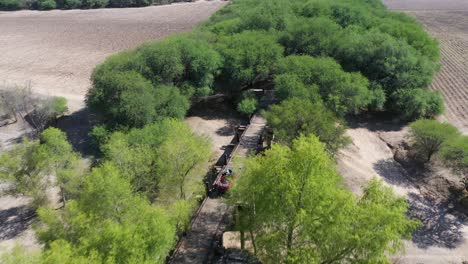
[338,121,468,263]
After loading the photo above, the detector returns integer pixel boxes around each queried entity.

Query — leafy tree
[237,97,258,116]
[36,164,176,264]
[230,135,418,263]
[440,135,468,190]
[172,36,222,95]
[264,98,350,155]
[217,31,284,93]
[0,139,47,208]
[153,85,190,121]
[63,0,81,9]
[157,120,211,200]
[408,119,459,163]
[335,30,438,94]
[393,88,444,120]
[0,128,82,208]
[237,0,293,32]
[0,0,23,10]
[276,55,371,115]
[138,41,185,84]
[37,0,56,10]
[87,71,156,128]
[281,16,341,56]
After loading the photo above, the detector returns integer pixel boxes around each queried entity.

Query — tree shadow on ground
[407,192,467,249]
[188,95,246,137]
[56,107,92,157]
[345,112,407,132]
[0,205,35,241]
[373,158,413,187]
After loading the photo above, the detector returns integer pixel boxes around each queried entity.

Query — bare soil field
[0,0,226,112]
[408,10,468,134]
[383,0,468,134]
[383,0,468,10]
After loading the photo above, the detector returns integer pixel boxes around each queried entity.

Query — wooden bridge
[169,114,267,264]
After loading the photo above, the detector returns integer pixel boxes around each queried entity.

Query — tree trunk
[249,229,257,255]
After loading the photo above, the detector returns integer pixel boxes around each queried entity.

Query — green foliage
[81,0,108,8]
[264,98,350,155]
[281,16,341,56]
[50,97,68,117]
[108,0,152,7]
[0,0,23,10]
[408,119,459,163]
[102,119,211,202]
[36,164,176,263]
[230,135,418,263]
[237,97,257,116]
[63,0,81,9]
[217,31,283,92]
[335,30,438,94]
[37,0,56,10]
[393,88,444,120]
[276,55,370,115]
[440,135,468,176]
[0,128,82,208]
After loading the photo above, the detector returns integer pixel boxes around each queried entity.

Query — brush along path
[170,114,266,264]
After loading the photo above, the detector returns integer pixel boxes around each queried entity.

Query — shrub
[87,71,157,128]
[37,0,57,9]
[217,31,284,94]
[81,0,107,8]
[276,55,370,116]
[281,16,341,56]
[408,119,459,163]
[440,136,468,176]
[138,41,185,84]
[63,0,81,9]
[0,0,23,10]
[393,89,444,120]
[264,98,350,155]
[237,97,257,116]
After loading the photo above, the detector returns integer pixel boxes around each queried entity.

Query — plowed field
[383,0,468,134]
[0,0,226,111]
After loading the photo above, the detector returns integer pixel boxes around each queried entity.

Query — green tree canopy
[230,135,419,263]
[36,163,176,264]
[264,98,350,155]
[408,119,459,163]
[217,30,283,93]
[276,55,371,115]
[0,128,83,208]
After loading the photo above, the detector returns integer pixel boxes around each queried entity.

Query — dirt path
[338,122,468,264]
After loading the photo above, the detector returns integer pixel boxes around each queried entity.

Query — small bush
[0,0,23,10]
[393,89,444,120]
[37,0,57,9]
[81,0,107,8]
[440,136,468,175]
[408,119,459,163]
[63,0,81,8]
[237,97,257,116]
